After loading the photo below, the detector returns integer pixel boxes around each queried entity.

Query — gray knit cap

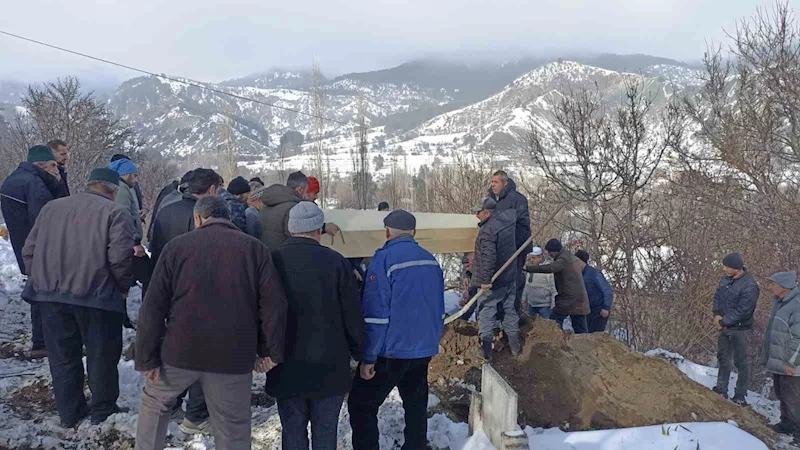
[288,201,325,234]
[250,186,266,201]
[768,271,798,290]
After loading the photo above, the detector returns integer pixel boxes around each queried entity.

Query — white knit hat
[288,201,325,234]
[529,247,543,257]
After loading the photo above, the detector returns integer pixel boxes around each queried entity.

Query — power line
[0,29,349,125]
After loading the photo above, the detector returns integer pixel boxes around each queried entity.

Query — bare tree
[426,153,494,214]
[2,77,138,192]
[604,80,683,348]
[310,59,328,206]
[350,95,371,209]
[526,85,617,264]
[0,116,25,178]
[217,112,239,183]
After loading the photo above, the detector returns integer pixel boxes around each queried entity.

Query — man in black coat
[146,171,193,244]
[47,139,70,198]
[471,197,521,361]
[712,252,760,406]
[146,167,221,434]
[268,201,363,450]
[149,169,220,264]
[489,170,531,321]
[0,145,62,357]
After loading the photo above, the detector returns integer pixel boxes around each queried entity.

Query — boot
[180,418,213,435]
[731,394,748,406]
[481,339,493,363]
[27,345,47,360]
[712,386,728,399]
[770,420,795,434]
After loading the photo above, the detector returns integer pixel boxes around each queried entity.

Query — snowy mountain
[244,60,705,177]
[0,81,26,105]
[392,61,704,157]
[105,71,459,159]
[0,55,703,168]
[222,69,319,90]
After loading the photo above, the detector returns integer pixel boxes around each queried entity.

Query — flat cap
[88,168,120,186]
[768,271,798,290]
[471,197,497,213]
[383,209,416,231]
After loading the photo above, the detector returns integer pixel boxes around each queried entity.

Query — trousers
[587,311,609,333]
[715,328,750,398]
[135,365,253,450]
[40,302,123,426]
[551,312,588,334]
[277,395,345,450]
[775,374,800,431]
[477,284,520,350]
[348,358,431,450]
[31,302,44,348]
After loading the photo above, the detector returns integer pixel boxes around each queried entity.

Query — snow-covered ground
[0,232,789,449]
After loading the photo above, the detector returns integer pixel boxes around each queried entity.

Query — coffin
[320,209,479,258]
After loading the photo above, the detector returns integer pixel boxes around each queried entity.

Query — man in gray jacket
[522,247,556,319]
[762,271,800,436]
[110,158,148,326]
[22,168,134,428]
[711,253,760,405]
[471,197,520,361]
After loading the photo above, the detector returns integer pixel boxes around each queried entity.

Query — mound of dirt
[429,318,778,446]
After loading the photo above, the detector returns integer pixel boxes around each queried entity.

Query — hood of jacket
[262,184,302,207]
[480,209,516,235]
[488,177,519,202]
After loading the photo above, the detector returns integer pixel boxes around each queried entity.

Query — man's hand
[785,365,796,376]
[714,315,724,330]
[480,284,492,291]
[255,357,278,373]
[133,245,146,258]
[353,269,363,282]
[140,367,160,383]
[600,309,610,318]
[45,165,61,181]
[325,223,341,235]
[359,363,376,380]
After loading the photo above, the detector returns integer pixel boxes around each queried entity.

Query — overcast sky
[0,0,778,85]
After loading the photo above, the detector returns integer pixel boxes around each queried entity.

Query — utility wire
[0,29,349,125]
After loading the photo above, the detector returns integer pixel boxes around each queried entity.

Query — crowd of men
[457,171,614,361]
[4,145,800,445]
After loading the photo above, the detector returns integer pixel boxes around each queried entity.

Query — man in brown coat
[135,195,288,450]
[525,238,590,333]
[22,168,134,427]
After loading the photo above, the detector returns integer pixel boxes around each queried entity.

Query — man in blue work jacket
[348,209,445,450]
[575,250,614,333]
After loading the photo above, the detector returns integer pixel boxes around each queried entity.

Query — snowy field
[0,233,792,449]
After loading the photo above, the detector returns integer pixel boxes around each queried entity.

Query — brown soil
[429,318,778,447]
[0,342,20,360]
[8,379,57,420]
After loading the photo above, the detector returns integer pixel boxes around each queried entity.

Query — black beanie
[575,250,590,264]
[722,252,744,271]
[545,239,563,253]
[227,176,251,195]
